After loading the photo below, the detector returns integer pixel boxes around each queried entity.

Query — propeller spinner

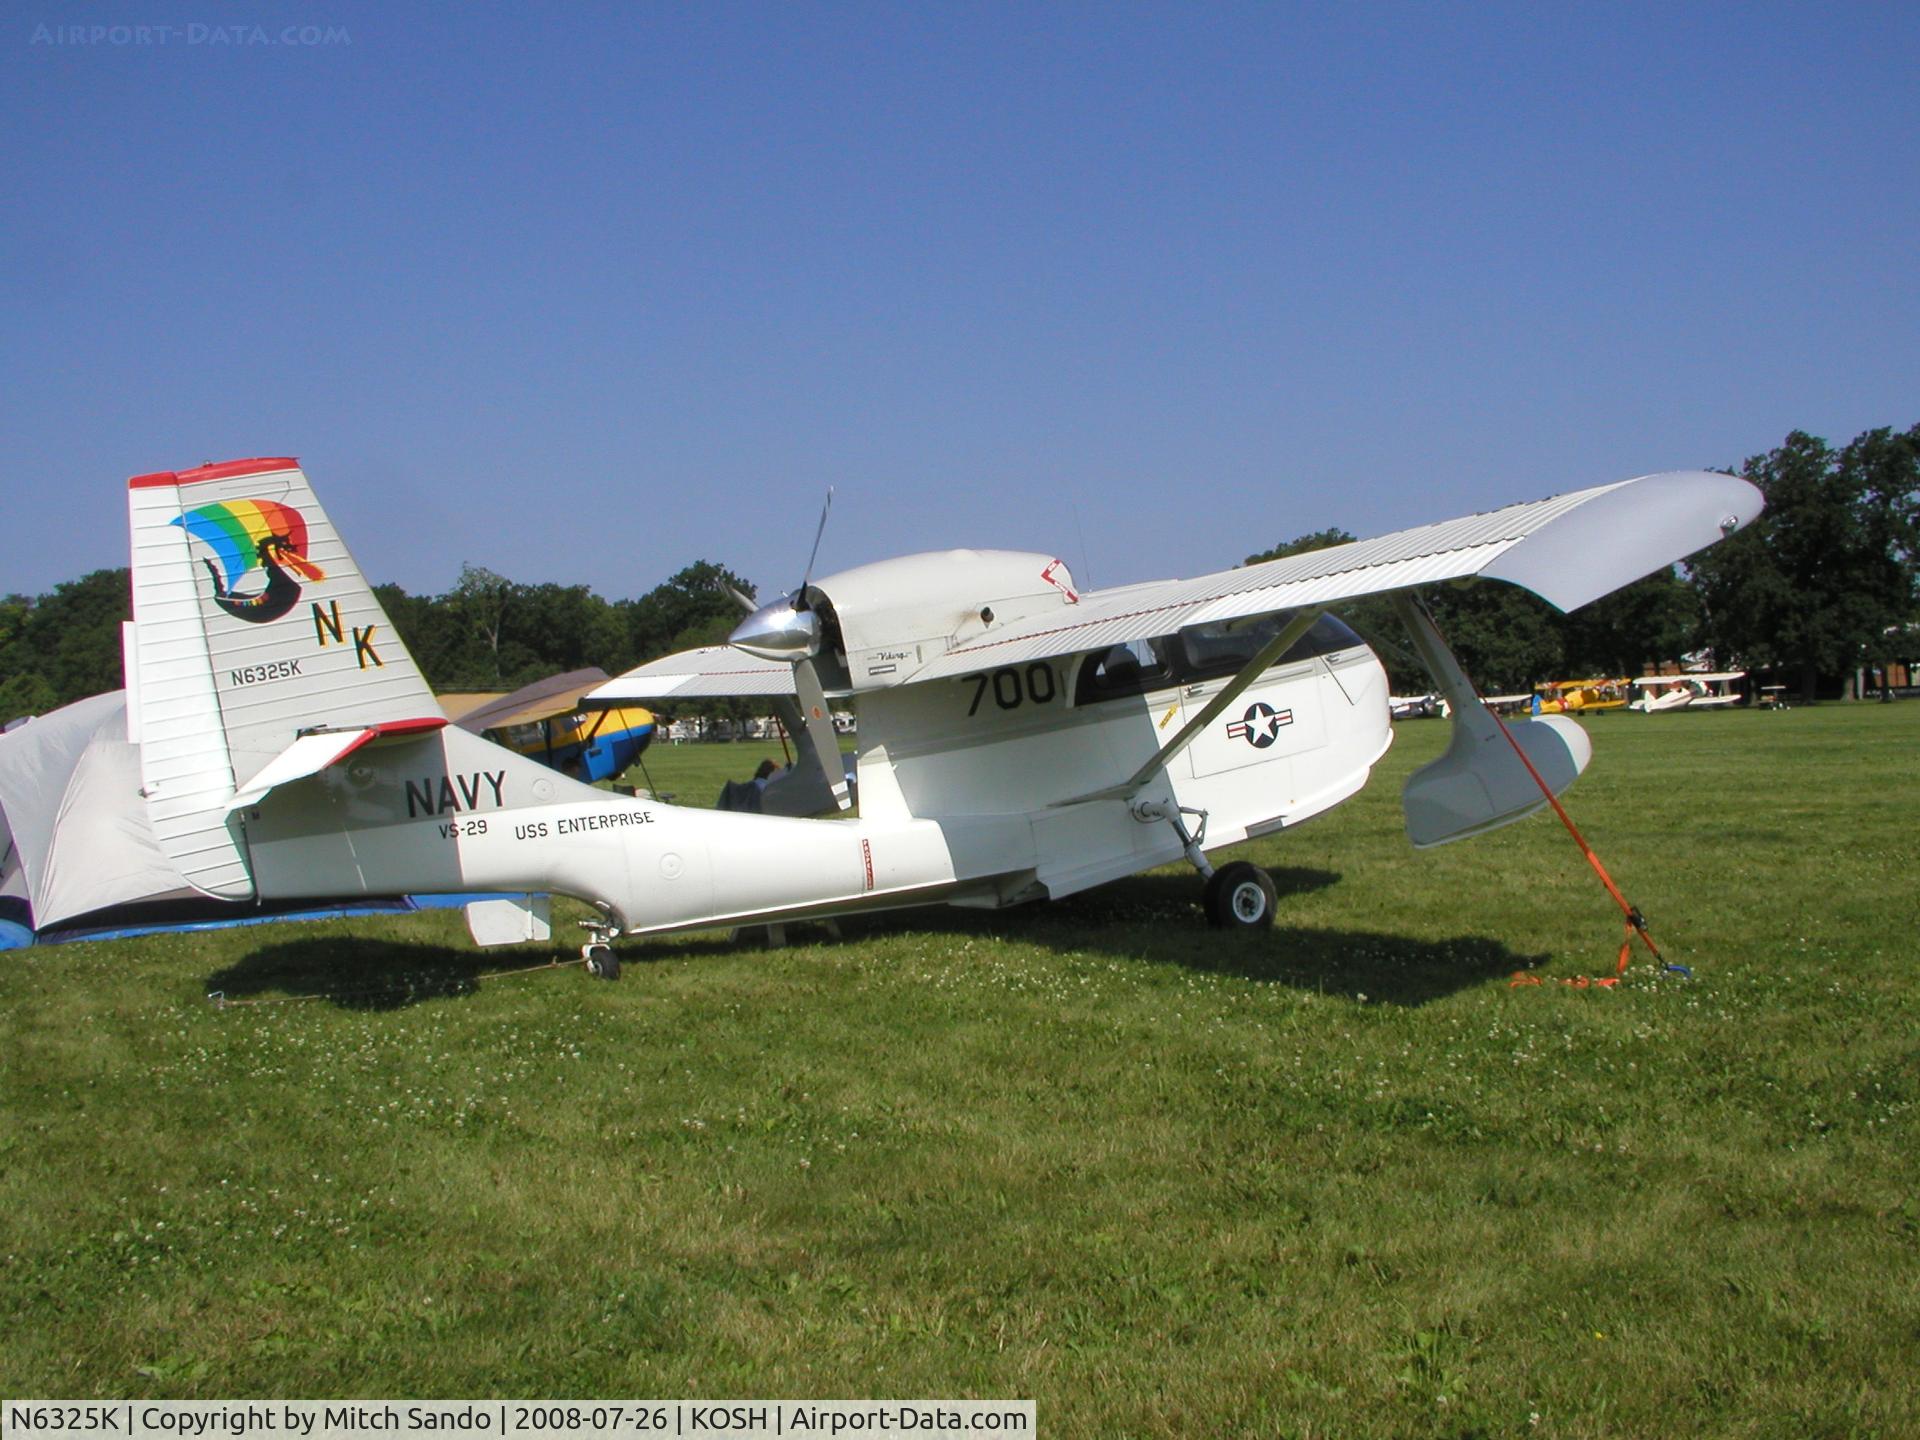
[729,591,821,661]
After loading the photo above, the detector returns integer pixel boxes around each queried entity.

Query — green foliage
[0,569,130,716]
[5,424,1915,723]
[608,561,761,723]
[1247,423,1920,696]
[1425,581,1567,693]
[1243,529,1567,692]
[0,553,756,723]
[1691,427,1920,699]
[448,563,518,685]
[370,561,754,699]
[1559,567,1702,678]
[0,671,57,723]
[371,582,469,686]
[0,553,757,723]
[0,594,29,652]
[2,707,1916,1436]
[617,560,756,665]
[1245,527,1359,564]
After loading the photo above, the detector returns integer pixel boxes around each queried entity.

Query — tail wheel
[584,944,621,981]
[1205,861,1277,930]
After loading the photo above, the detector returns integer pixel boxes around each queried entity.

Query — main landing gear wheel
[583,944,621,981]
[1205,861,1277,930]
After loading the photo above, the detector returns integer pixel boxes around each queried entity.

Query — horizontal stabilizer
[225,717,447,811]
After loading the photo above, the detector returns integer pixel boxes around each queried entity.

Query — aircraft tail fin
[127,458,443,897]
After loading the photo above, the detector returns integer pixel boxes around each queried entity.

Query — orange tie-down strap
[1508,917,1642,988]
[1489,707,1693,989]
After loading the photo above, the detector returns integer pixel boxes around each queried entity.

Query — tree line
[1246,425,1919,698]
[3,425,1913,721]
[0,557,753,721]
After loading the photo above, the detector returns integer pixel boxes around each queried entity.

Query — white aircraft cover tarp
[0,692,194,931]
[1,819,29,905]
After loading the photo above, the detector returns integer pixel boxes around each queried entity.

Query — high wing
[905,470,1759,683]
[448,667,612,734]
[588,646,799,703]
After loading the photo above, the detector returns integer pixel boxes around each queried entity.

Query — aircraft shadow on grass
[205,936,571,1012]
[207,868,1543,1011]
[836,869,1548,1008]
[638,867,1544,1009]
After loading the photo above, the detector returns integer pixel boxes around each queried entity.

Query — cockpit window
[1073,610,1365,705]
[1075,637,1176,704]
[1178,612,1363,676]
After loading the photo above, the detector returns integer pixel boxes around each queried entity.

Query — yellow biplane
[1532,677,1631,714]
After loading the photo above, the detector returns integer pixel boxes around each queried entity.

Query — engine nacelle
[808,549,1080,690]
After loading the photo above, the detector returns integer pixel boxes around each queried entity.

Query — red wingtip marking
[371,717,450,738]
[127,457,301,489]
[334,718,449,763]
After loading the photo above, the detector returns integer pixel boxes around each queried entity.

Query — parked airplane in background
[441,669,657,782]
[1629,671,1747,712]
[1391,692,1531,720]
[121,457,1761,977]
[1532,678,1631,714]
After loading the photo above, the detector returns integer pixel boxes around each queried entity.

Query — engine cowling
[752,549,1081,691]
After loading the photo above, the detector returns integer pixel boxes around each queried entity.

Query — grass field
[2,705,1915,1438]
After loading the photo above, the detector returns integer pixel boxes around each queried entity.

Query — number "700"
[964,663,1059,716]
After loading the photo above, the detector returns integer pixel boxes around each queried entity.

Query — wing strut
[1392,592,1595,848]
[1054,609,1325,807]
[793,664,851,810]
[1122,608,1324,794]
[1389,593,1480,716]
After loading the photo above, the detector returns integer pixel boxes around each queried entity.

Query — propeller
[800,486,833,597]
[728,489,851,810]
[714,579,803,766]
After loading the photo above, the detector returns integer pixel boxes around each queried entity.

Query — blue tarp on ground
[4,893,529,950]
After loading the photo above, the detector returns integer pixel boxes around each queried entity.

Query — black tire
[1205,861,1277,930]
[585,945,621,981]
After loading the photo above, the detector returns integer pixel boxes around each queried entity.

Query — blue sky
[4,2,1916,603]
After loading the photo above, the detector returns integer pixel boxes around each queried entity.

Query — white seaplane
[123,458,1760,977]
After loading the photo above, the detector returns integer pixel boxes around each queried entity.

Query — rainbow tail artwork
[171,495,327,624]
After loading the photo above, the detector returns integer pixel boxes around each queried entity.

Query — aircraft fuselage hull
[236,643,1392,937]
